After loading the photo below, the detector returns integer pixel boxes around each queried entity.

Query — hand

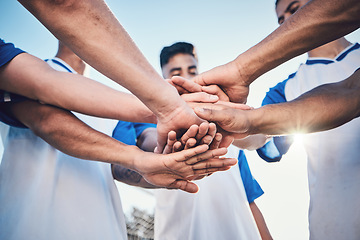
[192,61,250,103]
[156,101,205,153]
[193,102,253,139]
[134,144,237,193]
[161,127,225,181]
[160,122,217,154]
[170,76,229,101]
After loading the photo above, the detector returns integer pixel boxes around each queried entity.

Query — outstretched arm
[6,100,237,193]
[0,53,155,123]
[194,69,360,136]
[18,0,204,152]
[193,0,360,103]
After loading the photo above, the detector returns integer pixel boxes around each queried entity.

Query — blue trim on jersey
[305,43,360,65]
[336,42,360,61]
[238,151,264,203]
[306,59,333,65]
[49,59,73,73]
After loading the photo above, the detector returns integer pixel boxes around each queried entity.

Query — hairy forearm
[0,53,156,123]
[112,164,156,188]
[236,0,360,84]
[249,71,360,135]
[18,0,187,118]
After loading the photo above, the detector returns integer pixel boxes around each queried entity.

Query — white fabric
[154,145,261,240]
[0,59,127,240]
[284,43,360,240]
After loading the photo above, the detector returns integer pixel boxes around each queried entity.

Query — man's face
[276,0,308,25]
[161,53,198,80]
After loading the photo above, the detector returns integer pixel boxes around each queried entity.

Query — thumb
[169,180,199,193]
[194,107,218,122]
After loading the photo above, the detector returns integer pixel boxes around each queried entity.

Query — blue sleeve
[256,77,294,162]
[0,91,30,128]
[133,122,156,138]
[238,151,264,203]
[112,121,137,146]
[0,39,25,68]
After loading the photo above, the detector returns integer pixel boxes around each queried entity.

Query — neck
[55,50,86,75]
[307,38,352,58]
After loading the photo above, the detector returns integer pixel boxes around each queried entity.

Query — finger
[171,76,202,93]
[193,107,217,123]
[162,131,177,154]
[167,180,199,193]
[173,141,183,152]
[173,144,209,162]
[167,78,189,94]
[192,157,237,170]
[180,125,198,146]
[195,122,209,143]
[202,85,230,102]
[199,122,216,145]
[185,147,227,165]
[181,92,219,103]
[184,138,197,150]
[209,132,222,150]
[216,101,252,110]
[219,134,234,148]
[193,166,232,175]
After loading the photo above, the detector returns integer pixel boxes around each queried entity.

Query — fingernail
[210,95,218,100]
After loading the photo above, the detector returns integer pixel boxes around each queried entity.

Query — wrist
[121,145,145,172]
[233,51,261,86]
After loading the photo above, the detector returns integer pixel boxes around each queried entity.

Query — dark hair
[160,42,197,67]
[275,0,280,7]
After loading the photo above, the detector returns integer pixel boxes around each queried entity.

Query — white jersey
[0,58,127,240]
[260,43,360,240]
[154,145,261,240]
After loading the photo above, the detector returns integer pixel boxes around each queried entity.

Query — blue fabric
[112,120,156,145]
[256,76,294,162]
[0,39,28,128]
[238,151,264,203]
[0,39,25,68]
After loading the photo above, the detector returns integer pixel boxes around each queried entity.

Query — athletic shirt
[257,43,360,240]
[113,121,264,240]
[0,57,127,240]
[154,145,262,240]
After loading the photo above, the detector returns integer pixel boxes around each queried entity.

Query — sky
[1,1,359,239]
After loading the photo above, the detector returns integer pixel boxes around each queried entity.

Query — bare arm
[249,202,273,240]
[6,100,237,193]
[194,0,360,103]
[194,69,360,136]
[0,53,155,123]
[18,0,204,151]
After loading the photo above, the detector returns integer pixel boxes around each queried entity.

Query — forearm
[9,100,145,168]
[0,53,156,123]
[111,164,156,188]
[249,202,273,240]
[19,0,187,118]
[235,0,360,84]
[248,71,360,135]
